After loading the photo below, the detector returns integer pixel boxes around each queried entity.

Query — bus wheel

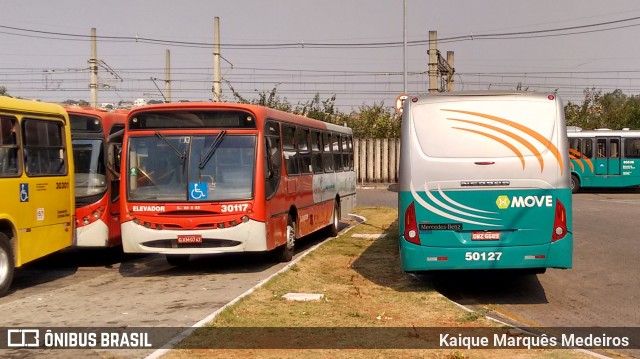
[0,235,15,297]
[166,254,190,266]
[273,215,295,263]
[570,175,580,194]
[326,200,340,237]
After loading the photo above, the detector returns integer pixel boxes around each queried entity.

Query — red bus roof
[126,102,352,135]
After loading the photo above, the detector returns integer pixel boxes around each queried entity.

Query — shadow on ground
[350,219,548,305]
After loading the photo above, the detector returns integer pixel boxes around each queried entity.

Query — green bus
[568,127,640,192]
[398,92,573,273]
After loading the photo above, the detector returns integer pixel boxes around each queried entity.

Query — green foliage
[0,86,9,96]
[225,81,400,138]
[294,93,336,122]
[565,88,640,130]
[346,102,401,139]
[62,99,89,106]
[225,80,292,113]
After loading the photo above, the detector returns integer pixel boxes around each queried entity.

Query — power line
[2,15,640,49]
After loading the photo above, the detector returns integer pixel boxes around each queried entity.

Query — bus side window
[264,120,281,199]
[310,131,323,173]
[282,125,299,175]
[596,139,606,158]
[610,139,620,158]
[0,116,19,175]
[624,138,640,158]
[583,138,594,158]
[342,136,350,171]
[322,132,333,172]
[23,119,66,176]
[296,127,312,174]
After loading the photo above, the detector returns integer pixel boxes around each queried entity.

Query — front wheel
[0,234,15,297]
[272,215,295,263]
[166,254,190,266]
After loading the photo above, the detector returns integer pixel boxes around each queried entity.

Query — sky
[2,0,640,112]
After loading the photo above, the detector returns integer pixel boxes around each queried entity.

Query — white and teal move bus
[398,92,573,273]
[568,127,640,192]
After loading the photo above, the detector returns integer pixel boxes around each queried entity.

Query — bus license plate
[471,231,501,241]
[177,235,202,244]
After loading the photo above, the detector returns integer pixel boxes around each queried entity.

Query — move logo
[496,195,553,209]
[495,195,510,209]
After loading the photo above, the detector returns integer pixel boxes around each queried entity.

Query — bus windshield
[73,139,107,200]
[127,134,256,202]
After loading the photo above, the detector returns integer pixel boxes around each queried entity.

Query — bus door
[263,121,285,248]
[595,137,621,176]
[107,124,125,240]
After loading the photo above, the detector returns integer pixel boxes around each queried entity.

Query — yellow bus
[0,96,75,297]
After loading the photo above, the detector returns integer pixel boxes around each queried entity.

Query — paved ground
[0,226,343,358]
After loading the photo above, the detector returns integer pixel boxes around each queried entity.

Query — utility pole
[446,51,455,92]
[428,31,438,93]
[213,17,221,102]
[403,0,407,94]
[165,49,171,103]
[89,28,98,107]
[427,31,455,93]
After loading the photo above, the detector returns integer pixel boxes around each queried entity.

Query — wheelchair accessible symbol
[20,183,29,202]
[189,182,208,200]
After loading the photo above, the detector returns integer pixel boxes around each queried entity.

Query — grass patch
[162,207,593,359]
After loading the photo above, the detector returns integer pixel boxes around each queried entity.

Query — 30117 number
[220,204,249,213]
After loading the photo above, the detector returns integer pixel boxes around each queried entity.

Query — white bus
[398,92,573,273]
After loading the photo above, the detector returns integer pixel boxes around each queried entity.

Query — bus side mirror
[107,143,122,180]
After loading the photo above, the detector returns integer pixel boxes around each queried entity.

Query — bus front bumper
[121,219,268,254]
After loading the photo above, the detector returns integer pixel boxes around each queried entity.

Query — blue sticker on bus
[189,182,208,200]
[20,183,29,202]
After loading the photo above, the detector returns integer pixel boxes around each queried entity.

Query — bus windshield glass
[127,134,256,202]
[73,139,107,199]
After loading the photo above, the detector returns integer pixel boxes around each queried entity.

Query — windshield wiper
[199,130,227,169]
[155,132,186,162]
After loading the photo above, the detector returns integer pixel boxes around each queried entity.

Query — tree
[565,87,603,129]
[344,102,400,139]
[0,86,9,97]
[565,88,640,130]
[294,93,336,122]
[225,80,292,112]
[224,80,401,138]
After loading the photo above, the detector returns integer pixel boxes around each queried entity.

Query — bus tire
[326,200,340,237]
[570,175,580,194]
[0,234,15,297]
[166,254,190,266]
[273,215,295,263]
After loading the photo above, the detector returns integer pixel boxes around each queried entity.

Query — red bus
[68,107,127,247]
[118,102,356,264]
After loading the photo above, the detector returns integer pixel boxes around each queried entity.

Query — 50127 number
[464,252,502,261]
